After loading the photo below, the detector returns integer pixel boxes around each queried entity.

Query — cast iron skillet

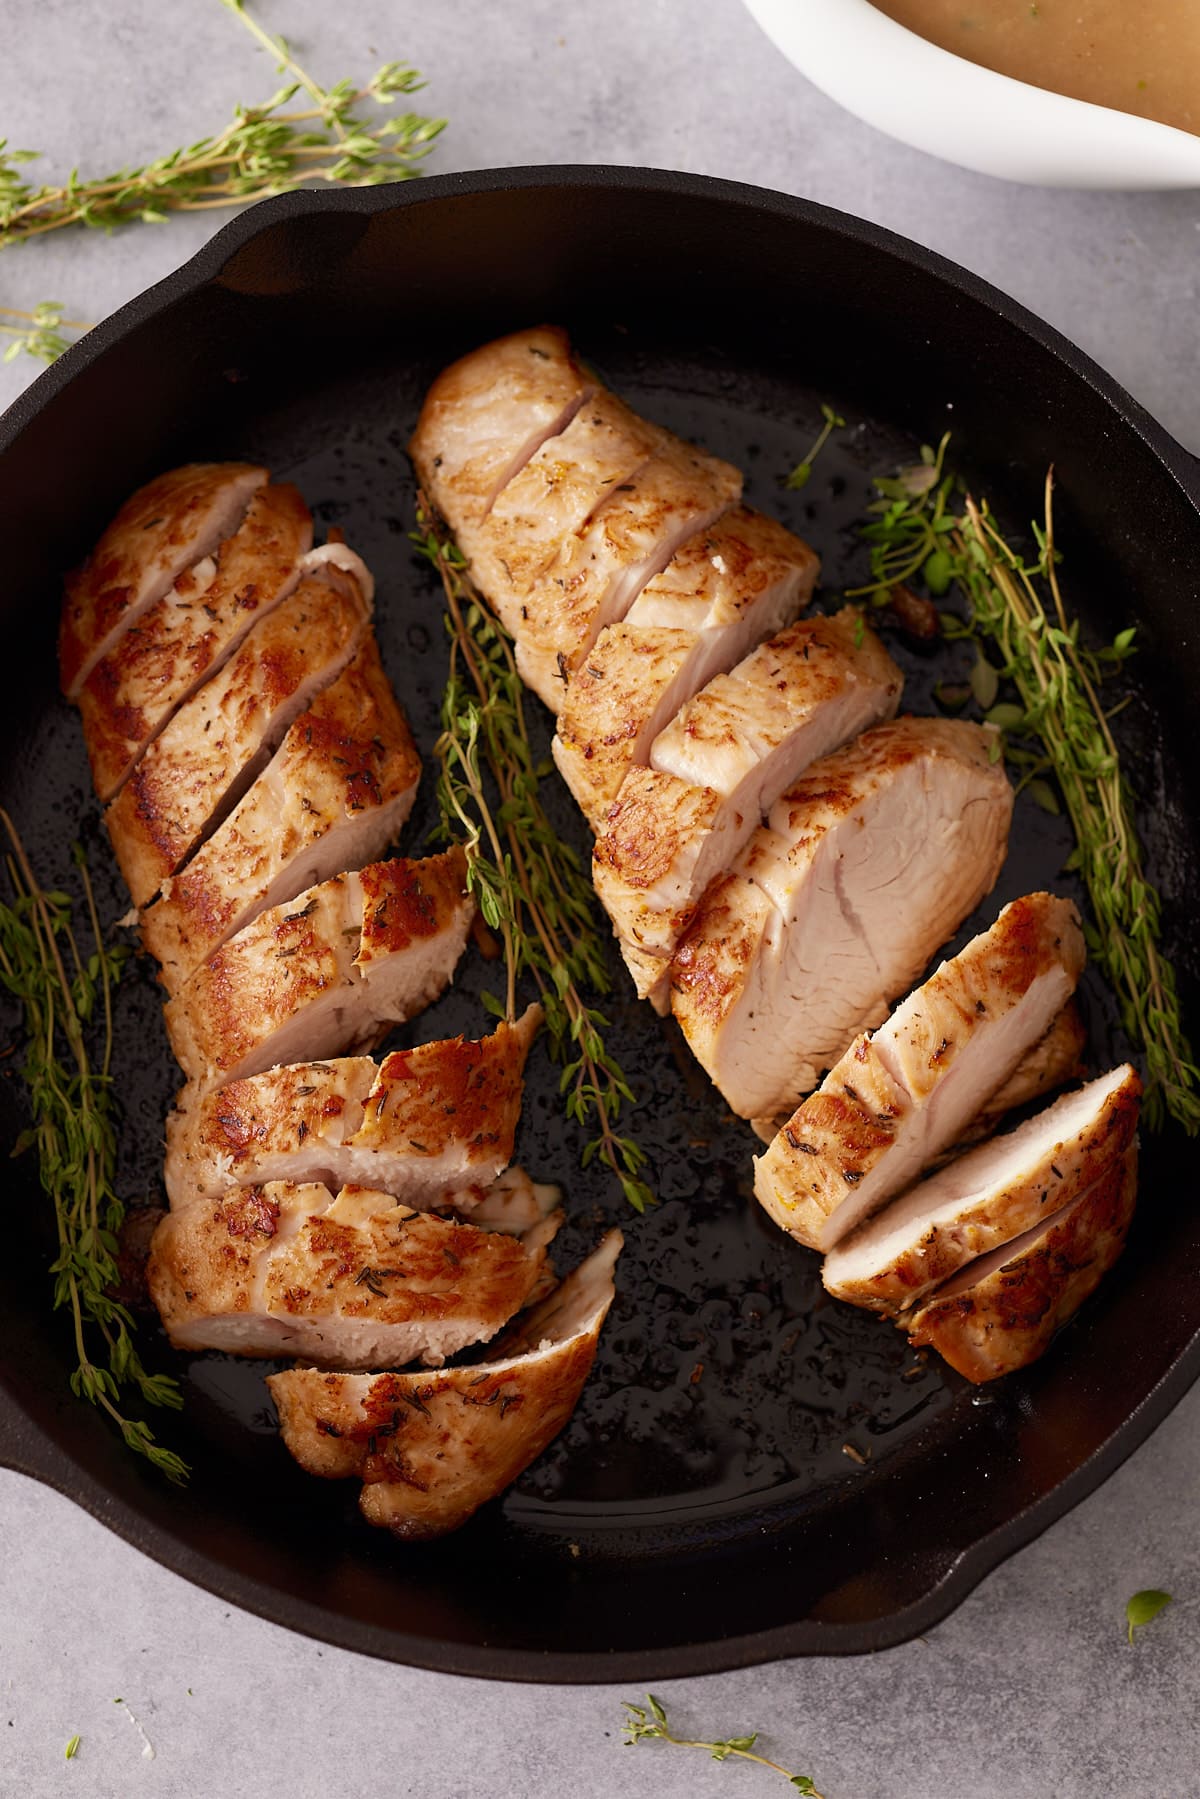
[1,168,1198,1683]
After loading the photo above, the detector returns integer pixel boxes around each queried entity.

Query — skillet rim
[1,164,1198,1681]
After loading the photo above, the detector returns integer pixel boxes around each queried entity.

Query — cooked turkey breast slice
[750,1000,1087,1148]
[905,1141,1137,1383]
[824,1063,1141,1312]
[105,557,371,908]
[409,325,593,528]
[510,441,742,712]
[267,1228,622,1538]
[553,510,820,828]
[463,389,664,618]
[594,612,905,1005]
[626,503,821,637]
[60,463,268,699]
[75,484,314,802]
[140,635,421,987]
[671,718,1011,1115]
[163,1004,540,1207]
[148,1180,558,1365]
[161,850,473,1091]
[949,1001,1088,1156]
[754,892,1087,1250]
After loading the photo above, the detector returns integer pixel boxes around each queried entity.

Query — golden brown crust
[161,849,471,1090]
[161,1007,543,1201]
[140,635,422,985]
[76,484,313,802]
[905,1142,1138,1382]
[60,462,267,696]
[754,893,1085,1248]
[149,1181,554,1365]
[553,625,694,827]
[824,1064,1142,1312]
[104,558,368,906]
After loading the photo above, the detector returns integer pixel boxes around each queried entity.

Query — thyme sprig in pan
[0,813,188,1482]
[852,438,1200,1133]
[414,514,655,1215]
[624,1694,825,1793]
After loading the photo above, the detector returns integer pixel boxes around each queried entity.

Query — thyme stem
[853,439,1199,1133]
[624,1695,824,1793]
[0,812,188,1481]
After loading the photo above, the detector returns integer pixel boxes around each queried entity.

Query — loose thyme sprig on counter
[624,1694,824,1793]
[852,437,1200,1133]
[0,814,188,1482]
[1,1,444,360]
[0,302,91,364]
[414,513,655,1214]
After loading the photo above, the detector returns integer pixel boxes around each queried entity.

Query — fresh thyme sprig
[0,6,442,248]
[785,402,845,491]
[0,2,444,361]
[852,437,1200,1134]
[414,513,655,1214]
[0,302,90,364]
[623,1694,824,1793]
[0,813,188,1482]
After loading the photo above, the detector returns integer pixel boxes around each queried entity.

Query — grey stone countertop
[1,4,1197,1795]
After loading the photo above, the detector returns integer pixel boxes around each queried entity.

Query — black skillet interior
[1,170,1199,1682]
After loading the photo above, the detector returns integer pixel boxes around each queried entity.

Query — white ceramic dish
[743,0,1200,188]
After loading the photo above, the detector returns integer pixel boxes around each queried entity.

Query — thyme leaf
[416,512,655,1214]
[0,813,188,1482]
[0,302,90,365]
[852,436,1200,1135]
[1126,1588,1172,1643]
[623,1694,824,1793]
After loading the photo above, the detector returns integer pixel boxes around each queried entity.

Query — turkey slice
[148,1180,560,1366]
[267,1228,621,1536]
[76,483,314,801]
[163,1004,541,1208]
[105,552,371,907]
[824,1063,1141,1312]
[60,462,267,698]
[754,892,1087,1251]
[140,632,421,988]
[161,850,473,1092]
[904,1141,1138,1383]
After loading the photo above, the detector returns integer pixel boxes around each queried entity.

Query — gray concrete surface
[1,3,1198,1795]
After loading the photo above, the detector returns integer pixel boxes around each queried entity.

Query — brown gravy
[870,0,1200,137]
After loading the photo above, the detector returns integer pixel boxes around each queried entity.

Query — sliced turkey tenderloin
[267,1228,621,1537]
[148,1180,559,1365]
[754,892,1087,1250]
[105,554,371,907]
[552,508,818,828]
[60,462,267,698]
[904,1140,1138,1382]
[509,438,742,711]
[823,1063,1141,1312]
[140,634,421,988]
[75,483,314,802]
[161,850,473,1092]
[163,1004,540,1208]
[409,325,593,530]
[594,610,904,1004]
[667,715,1009,1114]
